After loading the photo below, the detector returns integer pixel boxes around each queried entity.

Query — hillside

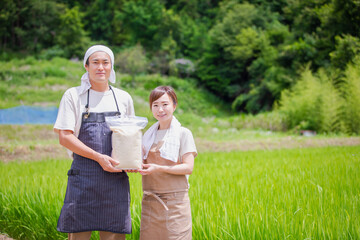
[1,58,360,162]
[0,57,228,119]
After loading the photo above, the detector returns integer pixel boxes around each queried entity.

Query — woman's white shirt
[154,128,197,162]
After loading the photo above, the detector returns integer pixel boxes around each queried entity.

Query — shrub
[229,111,287,132]
[38,46,67,60]
[275,64,360,134]
[115,45,148,87]
[340,60,360,134]
[169,59,195,78]
[276,68,324,131]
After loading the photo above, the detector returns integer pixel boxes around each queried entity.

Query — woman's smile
[151,93,176,129]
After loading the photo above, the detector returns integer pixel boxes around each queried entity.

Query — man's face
[85,51,112,85]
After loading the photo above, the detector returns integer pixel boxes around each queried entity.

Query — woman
[139,86,197,240]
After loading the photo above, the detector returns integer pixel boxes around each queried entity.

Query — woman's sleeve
[179,127,198,158]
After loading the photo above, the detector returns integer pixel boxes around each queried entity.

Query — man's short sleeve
[127,94,135,117]
[54,89,77,133]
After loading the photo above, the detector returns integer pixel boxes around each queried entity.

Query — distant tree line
[1,0,360,113]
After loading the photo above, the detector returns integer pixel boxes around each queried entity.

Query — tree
[330,35,360,70]
[331,0,360,38]
[84,0,115,43]
[56,6,90,58]
[0,0,64,52]
[177,15,209,59]
[115,44,148,87]
[197,2,289,113]
[197,2,261,101]
[116,0,165,50]
[0,0,16,50]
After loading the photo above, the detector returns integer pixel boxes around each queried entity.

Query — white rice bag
[105,116,148,169]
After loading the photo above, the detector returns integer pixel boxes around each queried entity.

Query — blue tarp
[0,106,58,124]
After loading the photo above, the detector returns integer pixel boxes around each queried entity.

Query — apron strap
[143,191,169,211]
[109,85,120,115]
[84,86,120,118]
[84,89,90,118]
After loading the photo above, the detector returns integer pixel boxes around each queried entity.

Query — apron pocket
[140,196,153,231]
[64,169,82,203]
[166,196,192,234]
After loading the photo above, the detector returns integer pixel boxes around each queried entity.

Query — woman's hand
[139,153,195,176]
[139,163,160,175]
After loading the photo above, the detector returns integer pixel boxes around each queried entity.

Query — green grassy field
[1,57,359,239]
[1,146,359,239]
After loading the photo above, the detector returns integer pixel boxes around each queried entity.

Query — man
[54,45,134,240]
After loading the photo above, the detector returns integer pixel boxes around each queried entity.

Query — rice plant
[1,146,359,239]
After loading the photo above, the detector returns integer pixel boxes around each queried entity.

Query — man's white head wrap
[79,45,116,94]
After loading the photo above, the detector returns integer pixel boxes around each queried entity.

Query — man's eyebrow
[91,58,110,62]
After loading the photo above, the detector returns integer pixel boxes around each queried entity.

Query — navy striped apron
[57,86,132,234]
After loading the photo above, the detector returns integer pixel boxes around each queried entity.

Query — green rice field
[0,146,359,239]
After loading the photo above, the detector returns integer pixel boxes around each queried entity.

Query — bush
[341,59,360,134]
[169,59,195,78]
[38,46,67,60]
[114,44,148,87]
[141,75,167,90]
[229,111,287,131]
[278,68,344,132]
[276,63,360,134]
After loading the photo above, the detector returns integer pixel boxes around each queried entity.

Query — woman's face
[151,93,176,125]
[85,51,111,85]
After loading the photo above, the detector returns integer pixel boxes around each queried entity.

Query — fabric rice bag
[105,116,148,169]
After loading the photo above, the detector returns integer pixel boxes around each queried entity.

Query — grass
[0,57,82,109]
[192,146,360,239]
[1,146,359,239]
[0,57,245,136]
[1,56,359,240]
[0,57,228,116]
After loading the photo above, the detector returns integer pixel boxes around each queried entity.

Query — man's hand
[95,153,123,172]
[58,130,125,173]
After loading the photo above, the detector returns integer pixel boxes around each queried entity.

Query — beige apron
[140,142,192,240]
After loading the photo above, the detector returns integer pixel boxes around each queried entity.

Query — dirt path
[0,144,68,162]
[1,136,360,163]
[196,136,360,152]
[1,125,360,162]
[0,234,13,240]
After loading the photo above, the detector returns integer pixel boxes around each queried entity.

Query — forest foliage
[1,0,360,133]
